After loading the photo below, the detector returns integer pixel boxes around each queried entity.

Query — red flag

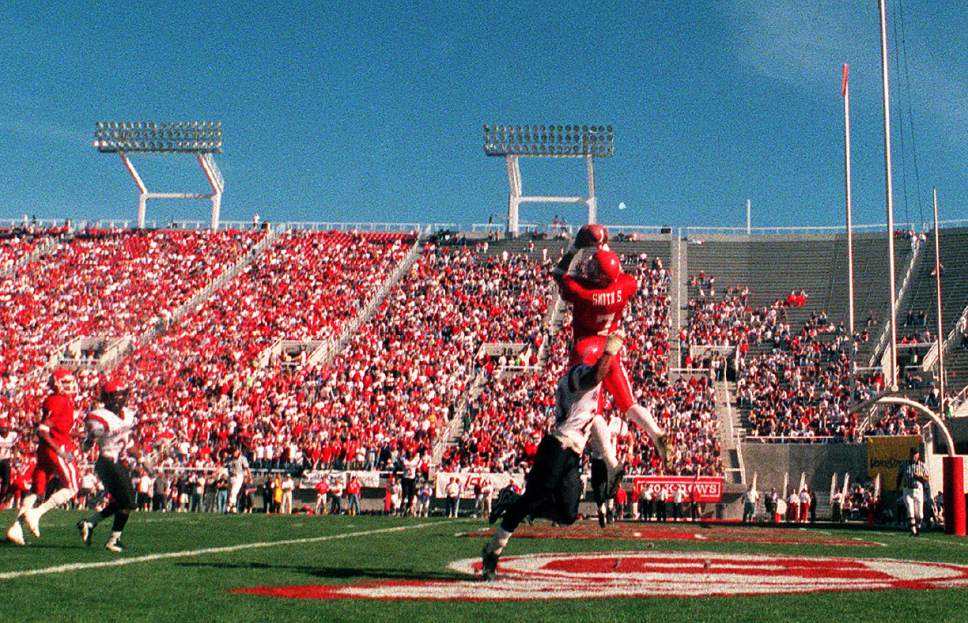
[842,64,849,97]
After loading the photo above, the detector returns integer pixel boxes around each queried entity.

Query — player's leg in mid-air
[589,455,612,528]
[7,449,77,545]
[583,346,672,475]
[482,436,582,580]
[78,455,136,552]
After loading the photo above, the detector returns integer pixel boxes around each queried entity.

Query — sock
[34,488,74,518]
[18,493,37,516]
[486,527,512,557]
[112,510,130,533]
[589,416,619,472]
[625,404,664,442]
[108,530,122,544]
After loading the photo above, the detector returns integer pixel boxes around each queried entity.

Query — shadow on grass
[175,561,465,581]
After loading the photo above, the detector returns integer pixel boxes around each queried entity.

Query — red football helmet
[50,368,78,396]
[582,249,622,285]
[571,336,605,367]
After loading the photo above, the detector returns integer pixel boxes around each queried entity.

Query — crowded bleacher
[1,222,964,513]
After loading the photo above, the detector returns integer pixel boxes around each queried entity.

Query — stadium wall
[741,442,869,495]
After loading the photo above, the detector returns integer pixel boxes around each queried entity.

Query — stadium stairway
[317,233,424,368]
[0,229,65,278]
[716,379,745,485]
[899,229,968,395]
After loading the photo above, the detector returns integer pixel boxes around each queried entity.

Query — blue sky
[0,1,964,229]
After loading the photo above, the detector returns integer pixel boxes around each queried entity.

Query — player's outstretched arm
[552,224,609,280]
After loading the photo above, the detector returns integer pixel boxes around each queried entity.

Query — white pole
[586,156,597,225]
[505,155,520,237]
[746,199,751,235]
[843,64,856,336]
[879,0,900,389]
[934,188,946,413]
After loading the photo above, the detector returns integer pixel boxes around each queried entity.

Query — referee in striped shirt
[897,447,929,536]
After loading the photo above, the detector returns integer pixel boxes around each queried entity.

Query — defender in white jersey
[76,381,138,553]
[482,332,624,581]
[0,420,17,504]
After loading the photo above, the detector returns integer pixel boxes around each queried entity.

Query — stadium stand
[0,228,264,412]
[109,230,414,471]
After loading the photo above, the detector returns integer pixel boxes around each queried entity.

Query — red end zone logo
[234,551,968,601]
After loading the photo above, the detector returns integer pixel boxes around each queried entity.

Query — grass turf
[2,510,967,622]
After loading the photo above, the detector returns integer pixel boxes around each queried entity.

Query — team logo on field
[234,551,968,601]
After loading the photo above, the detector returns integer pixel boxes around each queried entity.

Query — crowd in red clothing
[0,228,263,416]
[0,229,931,490]
[0,227,59,273]
[106,230,415,471]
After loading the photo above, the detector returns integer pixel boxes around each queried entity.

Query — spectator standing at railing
[446,478,460,518]
[214,469,229,514]
[480,478,493,519]
[281,474,295,514]
[742,485,758,523]
[639,486,653,522]
[329,476,343,515]
[136,471,153,511]
[314,478,329,515]
[346,476,361,516]
[192,474,206,512]
[272,475,283,513]
[787,489,799,522]
[417,479,433,517]
[799,487,811,524]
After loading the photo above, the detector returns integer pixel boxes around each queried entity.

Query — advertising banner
[631,475,724,503]
[867,435,920,492]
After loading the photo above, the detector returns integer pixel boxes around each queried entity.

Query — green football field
[3,510,968,622]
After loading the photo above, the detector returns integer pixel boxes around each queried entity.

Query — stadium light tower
[483,124,614,236]
[93,121,224,229]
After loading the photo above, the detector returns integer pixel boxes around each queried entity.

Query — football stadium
[1,2,967,622]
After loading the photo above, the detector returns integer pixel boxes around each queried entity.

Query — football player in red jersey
[6,368,80,546]
[551,224,672,481]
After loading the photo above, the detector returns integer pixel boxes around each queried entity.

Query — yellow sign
[867,435,920,492]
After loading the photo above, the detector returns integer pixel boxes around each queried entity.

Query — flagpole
[879,0,899,389]
[843,64,855,337]
[934,188,946,414]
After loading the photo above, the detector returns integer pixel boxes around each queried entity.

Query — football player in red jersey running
[551,224,672,482]
[6,368,80,546]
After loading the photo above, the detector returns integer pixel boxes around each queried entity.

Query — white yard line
[0,522,440,582]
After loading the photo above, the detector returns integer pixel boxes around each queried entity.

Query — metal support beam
[586,156,597,225]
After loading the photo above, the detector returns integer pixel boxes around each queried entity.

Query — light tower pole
[483,125,614,237]
[94,121,224,229]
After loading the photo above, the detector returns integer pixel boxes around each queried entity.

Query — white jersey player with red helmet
[552,224,671,480]
[7,368,80,546]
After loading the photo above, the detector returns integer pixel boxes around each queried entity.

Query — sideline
[0,521,442,582]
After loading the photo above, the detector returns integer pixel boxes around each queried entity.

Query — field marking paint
[0,522,441,582]
[235,551,968,601]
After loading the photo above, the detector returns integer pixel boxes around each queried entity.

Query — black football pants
[500,435,582,533]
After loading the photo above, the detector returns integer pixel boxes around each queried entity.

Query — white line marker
[0,522,440,582]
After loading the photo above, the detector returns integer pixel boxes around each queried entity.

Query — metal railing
[680,222,918,237]
[868,235,923,368]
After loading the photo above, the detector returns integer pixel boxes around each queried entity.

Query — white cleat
[22,509,41,538]
[6,521,25,546]
[104,539,125,554]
